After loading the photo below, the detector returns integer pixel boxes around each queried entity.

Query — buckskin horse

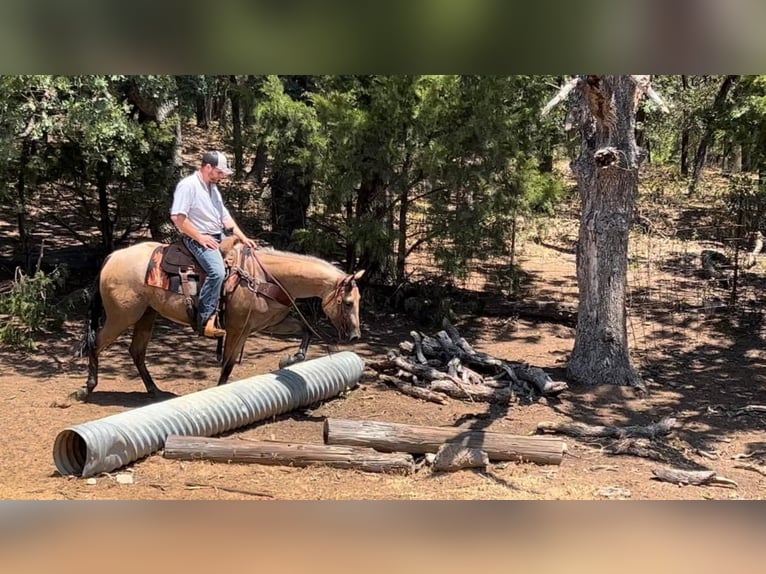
[74,236,364,400]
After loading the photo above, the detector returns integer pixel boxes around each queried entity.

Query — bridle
[226,245,353,343]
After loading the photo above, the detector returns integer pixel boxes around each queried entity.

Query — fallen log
[537,417,678,439]
[514,363,568,396]
[479,299,578,326]
[324,418,566,465]
[429,379,512,403]
[164,435,415,474]
[651,467,737,488]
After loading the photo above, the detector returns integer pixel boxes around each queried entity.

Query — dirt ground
[3,234,766,501]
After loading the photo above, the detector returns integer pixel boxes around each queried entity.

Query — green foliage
[0,266,68,350]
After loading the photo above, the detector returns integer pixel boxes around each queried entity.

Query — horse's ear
[351,270,365,281]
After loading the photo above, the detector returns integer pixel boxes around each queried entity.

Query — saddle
[145,239,293,329]
[146,240,213,325]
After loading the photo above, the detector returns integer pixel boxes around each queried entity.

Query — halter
[322,275,357,338]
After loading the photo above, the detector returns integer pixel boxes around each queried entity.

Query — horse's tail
[78,273,105,359]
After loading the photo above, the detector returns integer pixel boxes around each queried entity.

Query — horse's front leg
[218,327,250,385]
[263,316,310,369]
[278,328,312,369]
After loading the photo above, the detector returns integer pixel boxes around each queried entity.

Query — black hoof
[69,388,90,402]
[278,353,305,369]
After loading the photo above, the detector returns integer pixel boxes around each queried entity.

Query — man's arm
[222,215,257,248]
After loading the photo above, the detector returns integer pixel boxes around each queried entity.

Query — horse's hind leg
[74,315,132,401]
[129,309,162,396]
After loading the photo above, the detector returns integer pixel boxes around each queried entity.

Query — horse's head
[322,270,365,342]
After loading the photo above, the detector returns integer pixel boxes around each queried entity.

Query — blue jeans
[183,235,225,328]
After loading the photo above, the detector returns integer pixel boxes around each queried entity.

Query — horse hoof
[69,388,90,402]
[279,354,304,369]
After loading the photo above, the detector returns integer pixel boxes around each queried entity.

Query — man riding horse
[170,150,257,338]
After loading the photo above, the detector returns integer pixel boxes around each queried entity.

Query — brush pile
[367,319,568,404]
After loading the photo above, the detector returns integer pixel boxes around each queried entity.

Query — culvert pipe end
[53,351,366,478]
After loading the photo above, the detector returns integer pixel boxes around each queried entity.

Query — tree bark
[567,75,643,388]
[324,418,566,465]
[164,435,415,474]
[680,75,690,177]
[230,75,243,178]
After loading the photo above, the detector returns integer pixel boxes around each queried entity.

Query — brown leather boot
[202,316,226,338]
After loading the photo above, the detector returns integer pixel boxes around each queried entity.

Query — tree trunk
[229,75,243,178]
[196,95,208,128]
[567,75,643,388]
[680,75,690,177]
[324,418,566,465]
[689,75,739,194]
[269,164,311,249]
[15,141,31,273]
[730,143,743,173]
[396,181,409,283]
[96,160,114,253]
[355,171,389,281]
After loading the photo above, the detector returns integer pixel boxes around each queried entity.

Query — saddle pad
[145,245,171,290]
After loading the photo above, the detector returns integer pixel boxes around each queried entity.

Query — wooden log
[514,363,568,396]
[431,444,489,472]
[387,351,464,385]
[429,379,512,403]
[324,418,566,465]
[377,373,447,405]
[164,435,415,474]
[651,467,737,488]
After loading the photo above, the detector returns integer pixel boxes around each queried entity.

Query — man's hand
[239,235,257,249]
[199,235,220,250]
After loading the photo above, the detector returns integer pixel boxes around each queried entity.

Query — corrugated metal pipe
[53,351,365,478]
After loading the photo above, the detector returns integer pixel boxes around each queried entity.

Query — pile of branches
[368,319,568,404]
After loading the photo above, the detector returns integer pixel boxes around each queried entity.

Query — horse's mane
[222,237,345,276]
[259,248,343,272]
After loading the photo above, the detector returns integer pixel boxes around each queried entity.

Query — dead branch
[387,351,464,386]
[377,373,447,405]
[537,417,678,439]
[734,463,766,476]
[630,75,670,113]
[409,331,429,364]
[651,467,738,488]
[514,363,568,396]
[183,482,274,497]
[604,438,667,460]
[732,450,766,460]
[541,77,582,117]
[734,405,766,416]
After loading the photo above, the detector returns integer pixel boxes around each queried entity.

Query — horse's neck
[256,254,340,299]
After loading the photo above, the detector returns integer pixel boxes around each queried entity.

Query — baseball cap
[202,150,234,175]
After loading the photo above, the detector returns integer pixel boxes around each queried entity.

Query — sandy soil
[3,236,765,501]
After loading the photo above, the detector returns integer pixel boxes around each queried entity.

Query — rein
[229,246,330,342]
